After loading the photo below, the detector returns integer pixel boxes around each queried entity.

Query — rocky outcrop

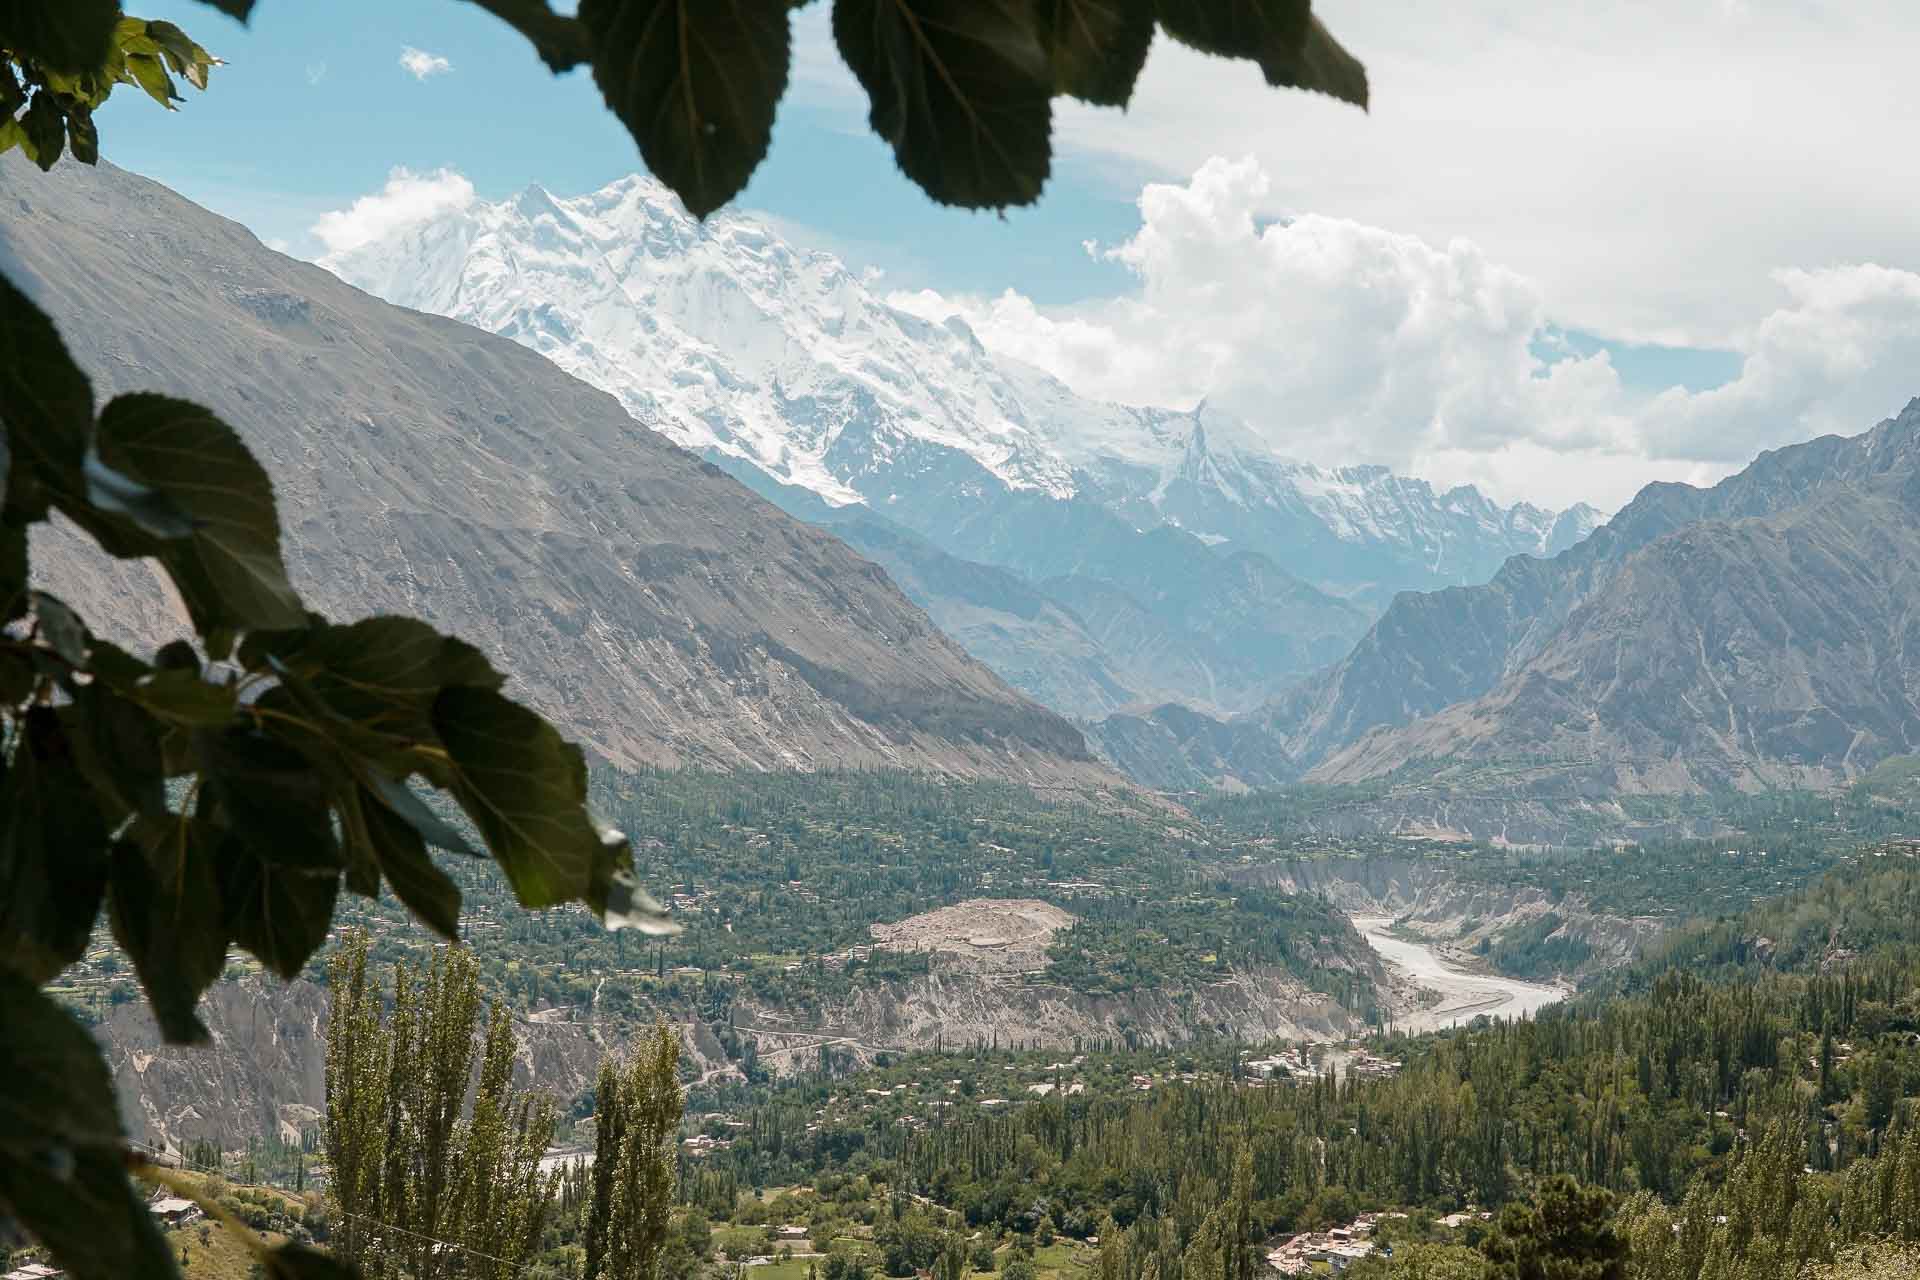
[1100,400,1920,796]
[92,976,734,1157]
[1313,467,1920,790]
[0,153,1115,786]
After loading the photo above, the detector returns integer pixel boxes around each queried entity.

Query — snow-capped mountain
[320,175,1600,607]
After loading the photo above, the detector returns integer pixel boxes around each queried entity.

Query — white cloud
[794,1,1920,349]
[891,157,1920,511]
[399,46,453,80]
[310,167,474,257]
[305,61,326,86]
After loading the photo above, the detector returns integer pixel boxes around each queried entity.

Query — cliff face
[1313,482,1920,790]
[0,153,1114,786]
[1113,400,1920,795]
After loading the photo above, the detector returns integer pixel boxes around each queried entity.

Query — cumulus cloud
[311,166,474,257]
[891,157,1920,510]
[792,2,1920,347]
[399,46,452,80]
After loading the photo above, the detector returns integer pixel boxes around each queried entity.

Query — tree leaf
[833,0,1053,209]
[280,615,505,736]
[83,446,198,539]
[579,0,793,220]
[199,726,342,871]
[1043,0,1154,106]
[1152,0,1365,107]
[65,103,100,164]
[187,0,257,20]
[0,0,121,74]
[145,20,219,91]
[18,90,65,171]
[215,832,340,980]
[29,591,88,667]
[107,814,229,1044]
[128,667,238,727]
[62,681,167,825]
[0,270,93,525]
[432,686,605,909]
[120,50,183,109]
[0,973,175,1280]
[1247,12,1364,105]
[0,706,110,984]
[1,522,23,623]
[354,787,463,939]
[596,865,681,936]
[92,393,304,631]
[365,771,480,858]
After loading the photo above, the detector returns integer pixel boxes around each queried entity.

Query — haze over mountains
[320,176,1601,718]
[0,153,1110,787]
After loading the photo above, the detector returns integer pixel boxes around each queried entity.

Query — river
[1351,915,1566,1033]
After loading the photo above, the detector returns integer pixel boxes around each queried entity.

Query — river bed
[1351,915,1566,1033]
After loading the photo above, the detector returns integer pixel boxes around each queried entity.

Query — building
[4,1263,66,1280]
[148,1196,203,1227]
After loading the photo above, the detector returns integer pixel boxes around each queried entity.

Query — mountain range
[20,158,1918,813]
[319,176,1600,718]
[0,153,1111,787]
[1113,398,1920,797]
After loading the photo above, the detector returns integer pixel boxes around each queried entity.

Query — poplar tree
[322,931,559,1279]
[586,1020,685,1280]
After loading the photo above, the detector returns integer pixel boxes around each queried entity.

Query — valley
[1351,917,1565,1034]
[5,28,1920,1280]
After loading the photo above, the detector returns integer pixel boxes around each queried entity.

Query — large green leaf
[92,393,304,631]
[215,832,340,980]
[0,273,92,523]
[834,0,1053,209]
[0,973,175,1280]
[433,686,605,909]
[580,0,792,219]
[0,706,111,984]
[1153,0,1365,106]
[18,90,66,170]
[365,771,480,858]
[1044,0,1154,106]
[277,615,504,736]
[62,680,168,825]
[199,727,342,871]
[353,786,463,939]
[128,667,239,727]
[0,0,121,74]
[107,815,229,1044]
[83,446,198,539]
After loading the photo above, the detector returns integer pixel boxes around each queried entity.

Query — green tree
[0,3,1366,1278]
[322,933,559,1280]
[602,1028,695,1280]
[1480,1177,1627,1280]
[585,1056,628,1280]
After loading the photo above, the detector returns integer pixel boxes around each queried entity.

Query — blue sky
[101,0,1722,382]
[98,0,1147,305]
[85,1,1920,509]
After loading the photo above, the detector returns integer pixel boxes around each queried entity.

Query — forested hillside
[668,852,1920,1280]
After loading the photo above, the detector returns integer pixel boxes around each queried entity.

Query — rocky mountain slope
[318,175,1595,714]
[1104,399,1920,794]
[0,154,1111,784]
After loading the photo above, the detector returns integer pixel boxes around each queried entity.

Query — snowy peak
[321,174,1602,598]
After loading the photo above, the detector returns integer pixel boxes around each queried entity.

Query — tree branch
[456,0,592,73]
